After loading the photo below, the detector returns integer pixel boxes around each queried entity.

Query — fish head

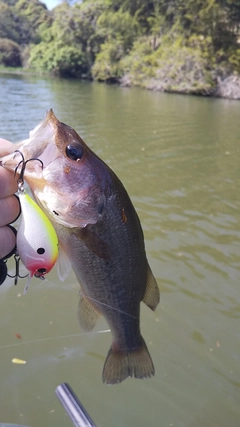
[0,110,111,228]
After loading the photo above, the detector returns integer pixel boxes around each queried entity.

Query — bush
[0,37,21,66]
[91,41,124,82]
[120,36,216,94]
[28,42,88,77]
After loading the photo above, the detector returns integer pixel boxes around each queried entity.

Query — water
[0,73,239,427]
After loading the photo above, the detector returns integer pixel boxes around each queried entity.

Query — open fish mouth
[0,111,67,224]
[0,110,60,183]
[0,150,45,181]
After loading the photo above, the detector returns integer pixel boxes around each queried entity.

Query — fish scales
[55,183,146,340]
[0,110,160,384]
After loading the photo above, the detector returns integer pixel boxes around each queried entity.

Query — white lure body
[17,191,59,280]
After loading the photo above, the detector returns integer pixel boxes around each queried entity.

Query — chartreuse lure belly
[17,187,59,294]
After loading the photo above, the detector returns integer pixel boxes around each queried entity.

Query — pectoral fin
[73,227,111,260]
[78,293,101,332]
[142,264,160,311]
[56,244,72,282]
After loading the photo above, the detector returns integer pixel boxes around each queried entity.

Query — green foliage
[1,0,240,94]
[91,7,140,81]
[96,9,140,51]
[92,40,124,81]
[0,37,21,66]
[36,0,107,70]
[228,49,240,73]
[71,0,107,55]
[14,0,52,44]
[0,2,22,42]
[29,42,88,77]
[120,36,216,94]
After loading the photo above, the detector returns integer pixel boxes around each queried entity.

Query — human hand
[0,139,20,259]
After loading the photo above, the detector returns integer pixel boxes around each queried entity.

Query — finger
[0,139,17,197]
[0,138,14,152]
[0,226,16,259]
[0,196,20,226]
[0,167,18,197]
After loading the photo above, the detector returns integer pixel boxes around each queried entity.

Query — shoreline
[1,67,240,101]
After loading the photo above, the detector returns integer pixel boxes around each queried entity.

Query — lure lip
[23,257,55,278]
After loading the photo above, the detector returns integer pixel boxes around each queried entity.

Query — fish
[0,110,160,384]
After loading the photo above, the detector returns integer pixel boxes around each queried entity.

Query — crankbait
[15,152,59,293]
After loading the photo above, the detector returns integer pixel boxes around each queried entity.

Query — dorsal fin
[142,264,160,311]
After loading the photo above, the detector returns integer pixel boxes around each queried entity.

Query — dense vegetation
[1,0,240,96]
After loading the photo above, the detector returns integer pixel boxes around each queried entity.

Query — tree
[14,0,52,44]
[0,37,21,66]
[0,2,22,42]
[96,8,139,51]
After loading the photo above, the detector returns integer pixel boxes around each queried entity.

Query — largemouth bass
[0,110,160,384]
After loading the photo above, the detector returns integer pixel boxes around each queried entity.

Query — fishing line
[35,279,137,319]
[0,329,111,350]
[35,278,79,294]
[85,294,137,319]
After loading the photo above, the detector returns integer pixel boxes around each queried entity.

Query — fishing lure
[15,153,59,293]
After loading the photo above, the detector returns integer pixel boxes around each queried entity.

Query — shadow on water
[0,73,240,426]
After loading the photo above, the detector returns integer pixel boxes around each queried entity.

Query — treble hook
[13,150,44,190]
[7,254,28,285]
[14,150,25,178]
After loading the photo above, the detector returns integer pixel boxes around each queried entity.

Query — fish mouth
[0,115,71,226]
[0,110,60,188]
[0,150,45,179]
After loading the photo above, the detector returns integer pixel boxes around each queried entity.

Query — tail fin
[102,337,155,384]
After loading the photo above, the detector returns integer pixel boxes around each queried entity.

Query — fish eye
[66,144,84,161]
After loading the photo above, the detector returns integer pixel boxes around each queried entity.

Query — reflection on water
[0,73,240,427]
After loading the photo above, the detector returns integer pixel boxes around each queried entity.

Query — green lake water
[0,73,239,427]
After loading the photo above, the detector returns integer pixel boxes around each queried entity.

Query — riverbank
[1,66,240,101]
[0,66,49,76]
[2,0,240,101]
[120,72,240,100]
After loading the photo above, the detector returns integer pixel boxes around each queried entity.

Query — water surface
[0,73,239,427]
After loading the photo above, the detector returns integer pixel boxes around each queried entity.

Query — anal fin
[142,264,160,311]
[78,293,100,332]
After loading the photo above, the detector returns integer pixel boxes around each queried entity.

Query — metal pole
[55,383,97,427]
